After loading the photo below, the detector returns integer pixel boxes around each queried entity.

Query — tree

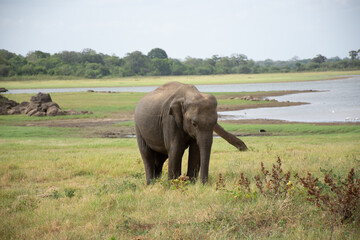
[215,57,232,74]
[84,63,109,78]
[149,58,171,75]
[170,59,186,75]
[123,51,149,75]
[147,48,168,59]
[81,48,104,64]
[349,50,358,60]
[26,51,50,63]
[57,51,82,64]
[312,54,327,64]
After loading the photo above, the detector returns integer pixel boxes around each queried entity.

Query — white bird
[331,110,335,113]
[345,117,351,121]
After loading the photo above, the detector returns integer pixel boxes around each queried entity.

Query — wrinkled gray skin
[135,81,246,184]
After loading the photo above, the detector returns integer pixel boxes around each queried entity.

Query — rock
[41,102,60,111]
[19,101,29,107]
[87,90,94,92]
[30,92,52,104]
[56,110,66,116]
[47,106,60,116]
[32,111,46,117]
[1,92,93,117]
[18,102,29,114]
[241,96,261,101]
[26,108,39,116]
[80,110,93,114]
[8,108,21,115]
[0,88,8,93]
[64,109,77,115]
[25,102,40,115]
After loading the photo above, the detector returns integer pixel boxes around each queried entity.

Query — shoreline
[12,89,359,138]
[1,72,358,91]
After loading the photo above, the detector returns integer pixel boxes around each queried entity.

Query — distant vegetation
[0,48,359,79]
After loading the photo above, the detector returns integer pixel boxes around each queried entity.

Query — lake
[5,76,360,123]
[219,76,360,123]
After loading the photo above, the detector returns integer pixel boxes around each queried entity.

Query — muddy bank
[217,90,315,112]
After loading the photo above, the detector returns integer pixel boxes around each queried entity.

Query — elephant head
[169,93,218,183]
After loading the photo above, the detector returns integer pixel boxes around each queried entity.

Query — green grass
[0,125,79,138]
[0,92,145,125]
[1,72,360,239]
[1,71,360,89]
[0,133,359,239]
[220,122,360,135]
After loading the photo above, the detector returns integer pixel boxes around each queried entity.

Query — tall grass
[0,133,359,239]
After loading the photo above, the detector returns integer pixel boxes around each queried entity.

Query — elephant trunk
[214,123,248,151]
[197,132,213,184]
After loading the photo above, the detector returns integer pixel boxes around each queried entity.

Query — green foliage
[1,48,359,79]
[147,48,168,59]
[170,175,190,192]
[64,188,75,198]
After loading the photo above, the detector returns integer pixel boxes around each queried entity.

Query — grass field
[1,72,360,239]
[1,71,360,89]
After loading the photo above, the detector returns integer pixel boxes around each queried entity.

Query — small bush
[216,157,360,225]
[171,175,190,192]
[64,188,75,198]
[254,157,292,198]
[299,168,360,223]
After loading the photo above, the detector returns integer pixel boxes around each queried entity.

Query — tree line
[0,48,359,79]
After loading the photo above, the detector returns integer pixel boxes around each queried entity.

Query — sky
[0,0,359,61]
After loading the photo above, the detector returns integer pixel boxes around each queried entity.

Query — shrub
[299,168,360,223]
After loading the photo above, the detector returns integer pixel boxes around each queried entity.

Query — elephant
[135,81,247,184]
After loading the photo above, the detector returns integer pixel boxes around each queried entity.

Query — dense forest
[0,48,359,79]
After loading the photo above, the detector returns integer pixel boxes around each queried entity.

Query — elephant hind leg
[136,127,167,184]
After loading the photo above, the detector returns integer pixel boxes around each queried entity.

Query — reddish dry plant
[255,157,292,198]
[237,173,251,193]
[299,168,360,223]
[216,173,226,191]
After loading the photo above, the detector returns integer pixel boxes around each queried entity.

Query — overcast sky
[0,0,359,60]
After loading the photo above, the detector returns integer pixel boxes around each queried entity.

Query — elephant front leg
[167,149,185,180]
[187,140,200,180]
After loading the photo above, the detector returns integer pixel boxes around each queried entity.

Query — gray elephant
[135,81,247,184]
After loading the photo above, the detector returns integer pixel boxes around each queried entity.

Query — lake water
[220,76,360,123]
[5,76,360,123]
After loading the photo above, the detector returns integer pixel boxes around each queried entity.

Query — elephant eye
[191,120,198,128]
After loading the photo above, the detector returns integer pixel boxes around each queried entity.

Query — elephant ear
[169,97,184,128]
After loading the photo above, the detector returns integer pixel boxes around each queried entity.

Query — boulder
[47,106,60,116]
[25,102,40,115]
[64,109,77,115]
[1,92,92,117]
[0,88,8,93]
[32,111,46,117]
[42,102,60,111]
[0,95,19,115]
[7,108,21,115]
[30,92,52,104]
[26,108,40,116]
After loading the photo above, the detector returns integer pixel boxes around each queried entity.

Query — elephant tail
[214,123,248,151]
